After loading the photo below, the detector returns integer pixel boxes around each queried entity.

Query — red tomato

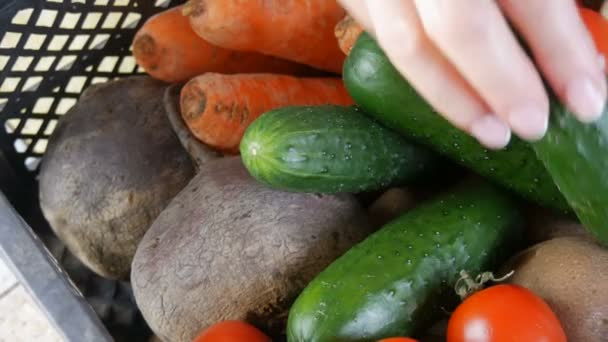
[378,338,418,342]
[192,320,271,342]
[580,7,608,61]
[447,284,566,342]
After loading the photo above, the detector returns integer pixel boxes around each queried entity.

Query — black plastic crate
[0,1,185,340]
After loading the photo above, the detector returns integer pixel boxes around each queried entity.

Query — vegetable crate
[0,0,184,340]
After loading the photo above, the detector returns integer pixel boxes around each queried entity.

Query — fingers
[338,0,602,149]
[336,0,373,32]
[499,0,606,122]
[415,0,550,141]
[365,0,511,149]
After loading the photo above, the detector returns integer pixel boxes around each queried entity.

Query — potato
[39,76,202,279]
[131,157,373,342]
[502,237,608,341]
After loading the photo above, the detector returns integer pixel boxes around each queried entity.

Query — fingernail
[599,54,605,71]
[566,76,606,123]
[508,104,548,141]
[471,116,512,149]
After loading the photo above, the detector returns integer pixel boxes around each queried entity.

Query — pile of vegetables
[37,1,608,341]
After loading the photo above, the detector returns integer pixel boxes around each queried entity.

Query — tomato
[378,338,418,342]
[192,320,270,342]
[580,7,608,60]
[447,284,566,342]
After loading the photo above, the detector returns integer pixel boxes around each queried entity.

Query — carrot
[580,7,608,59]
[180,73,354,153]
[335,15,364,56]
[184,0,347,74]
[132,6,315,83]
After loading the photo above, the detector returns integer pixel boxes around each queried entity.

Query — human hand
[338,0,607,149]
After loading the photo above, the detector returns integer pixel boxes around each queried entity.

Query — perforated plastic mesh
[0,1,185,339]
[0,0,183,180]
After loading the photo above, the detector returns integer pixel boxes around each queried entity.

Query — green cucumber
[532,93,608,244]
[240,105,442,193]
[343,32,569,212]
[287,181,524,341]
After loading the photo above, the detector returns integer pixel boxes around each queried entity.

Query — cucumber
[343,32,569,212]
[240,105,442,193]
[287,181,524,341]
[532,93,608,244]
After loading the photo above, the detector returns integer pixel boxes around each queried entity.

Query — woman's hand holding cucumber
[338,0,606,149]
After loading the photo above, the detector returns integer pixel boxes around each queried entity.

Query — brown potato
[39,76,203,279]
[131,157,374,342]
[503,237,608,341]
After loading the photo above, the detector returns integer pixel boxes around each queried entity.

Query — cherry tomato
[580,7,608,60]
[192,320,271,342]
[447,284,566,342]
[378,338,418,342]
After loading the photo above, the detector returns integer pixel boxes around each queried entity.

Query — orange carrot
[180,73,354,153]
[132,6,315,83]
[184,0,347,74]
[335,15,364,56]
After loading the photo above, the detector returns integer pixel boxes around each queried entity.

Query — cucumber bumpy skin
[532,89,608,244]
[287,181,524,342]
[240,105,442,193]
[343,32,570,213]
